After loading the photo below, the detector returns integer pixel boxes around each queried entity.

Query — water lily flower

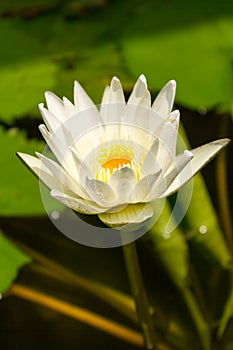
[17,75,229,229]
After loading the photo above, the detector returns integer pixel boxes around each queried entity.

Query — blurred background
[0,0,233,349]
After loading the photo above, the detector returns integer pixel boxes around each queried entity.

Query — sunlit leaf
[148,202,210,349]
[0,19,59,122]
[0,14,132,122]
[0,127,49,215]
[148,201,190,289]
[176,125,232,269]
[181,174,232,268]
[121,0,233,111]
[0,229,31,293]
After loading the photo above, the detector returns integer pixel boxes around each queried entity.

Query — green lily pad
[0,229,31,293]
[120,0,233,111]
[0,14,132,122]
[0,19,56,122]
[176,125,232,269]
[148,201,190,289]
[0,127,46,215]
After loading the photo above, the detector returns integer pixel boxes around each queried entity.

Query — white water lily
[17,75,229,228]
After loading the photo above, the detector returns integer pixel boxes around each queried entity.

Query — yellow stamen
[102,157,131,174]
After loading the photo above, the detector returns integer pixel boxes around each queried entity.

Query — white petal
[101,85,110,105]
[156,110,180,170]
[85,178,117,207]
[152,80,176,117]
[45,91,67,121]
[74,80,97,112]
[17,152,62,191]
[109,166,137,203]
[51,189,106,214]
[125,75,151,127]
[147,174,167,200]
[98,203,154,228]
[128,74,150,106]
[164,150,193,186]
[100,85,110,121]
[63,97,78,118]
[109,76,125,104]
[69,147,93,177]
[36,152,87,198]
[115,180,133,203]
[38,124,65,163]
[149,151,193,200]
[131,170,162,202]
[38,124,77,176]
[124,76,172,141]
[100,77,125,123]
[39,103,61,132]
[109,166,137,188]
[160,138,230,197]
[69,146,94,191]
[142,139,161,175]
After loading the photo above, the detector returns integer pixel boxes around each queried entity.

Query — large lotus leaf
[147,201,211,348]
[38,18,133,103]
[181,172,232,269]
[120,0,233,111]
[0,59,57,121]
[148,201,190,289]
[0,14,132,122]
[0,229,31,293]
[0,127,52,216]
[49,42,134,105]
[0,19,56,122]
[175,126,232,269]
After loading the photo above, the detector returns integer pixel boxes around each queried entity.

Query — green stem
[216,114,233,254]
[182,288,211,350]
[122,241,157,349]
[216,145,233,254]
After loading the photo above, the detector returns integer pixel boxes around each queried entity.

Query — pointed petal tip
[110,76,122,92]
[74,80,82,92]
[38,124,49,137]
[139,74,147,83]
[44,91,53,99]
[169,109,180,123]
[184,150,193,159]
[74,80,84,89]
[44,91,62,105]
[38,103,44,110]
[38,123,46,130]
[35,151,43,159]
[16,151,23,158]
[216,138,231,145]
[16,152,28,164]
[51,189,57,197]
[206,138,231,150]
[170,79,176,88]
[112,76,120,82]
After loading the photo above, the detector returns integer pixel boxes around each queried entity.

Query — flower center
[102,157,131,174]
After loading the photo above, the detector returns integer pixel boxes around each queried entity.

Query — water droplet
[198,106,207,115]
[199,225,207,234]
[51,211,60,220]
